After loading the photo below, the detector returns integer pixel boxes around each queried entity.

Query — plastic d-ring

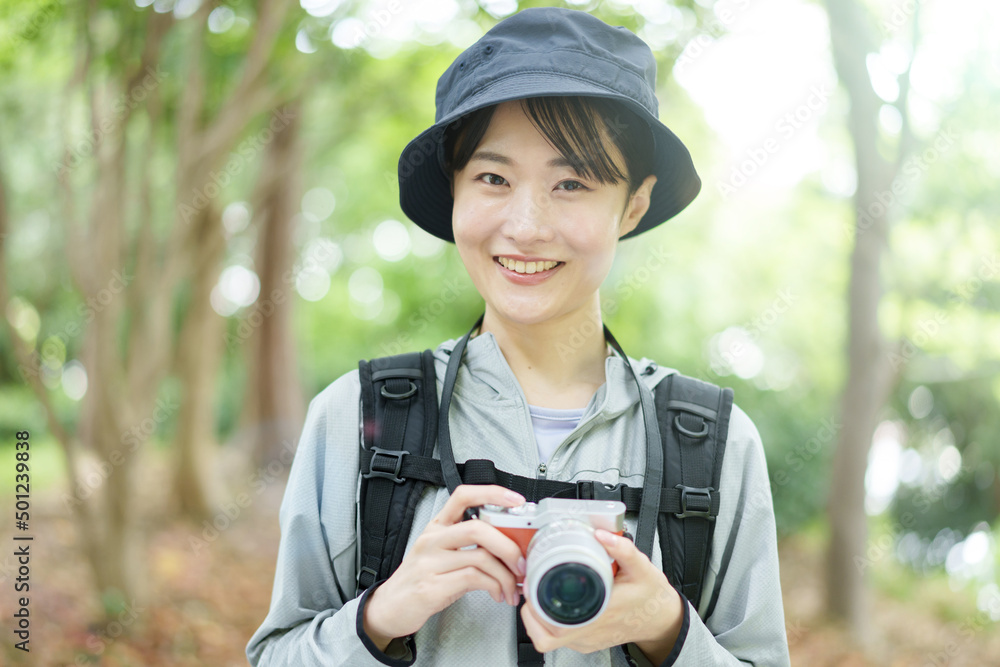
[381,381,417,400]
[674,415,708,438]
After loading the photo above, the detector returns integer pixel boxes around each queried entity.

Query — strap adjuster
[364,447,409,484]
[357,566,378,589]
[675,485,715,520]
[576,480,624,502]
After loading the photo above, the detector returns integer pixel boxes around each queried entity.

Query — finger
[435,565,509,606]
[521,587,567,636]
[429,520,525,576]
[520,596,560,653]
[435,484,525,526]
[594,529,645,574]
[433,548,520,604]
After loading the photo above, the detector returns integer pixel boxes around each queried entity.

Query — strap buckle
[364,447,409,484]
[357,566,378,589]
[576,480,624,503]
[675,485,715,520]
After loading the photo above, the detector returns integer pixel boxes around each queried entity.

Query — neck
[473,297,612,409]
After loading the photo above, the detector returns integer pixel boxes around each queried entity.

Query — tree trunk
[90,399,147,603]
[171,201,228,519]
[1,136,153,610]
[823,0,914,642]
[240,99,306,468]
[826,217,892,641]
[169,0,294,518]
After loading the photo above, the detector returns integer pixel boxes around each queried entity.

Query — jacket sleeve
[245,369,416,666]
[627,403,791,667]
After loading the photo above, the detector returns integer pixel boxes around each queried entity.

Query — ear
[619,174,657,238]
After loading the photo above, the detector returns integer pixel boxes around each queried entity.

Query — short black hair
[443,96,655,197]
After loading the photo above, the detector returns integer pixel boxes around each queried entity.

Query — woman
[247,7,789,666]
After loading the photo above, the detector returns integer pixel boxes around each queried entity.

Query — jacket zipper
[530,356,624,476]
[520,352,628,480]
[530,405,604,480]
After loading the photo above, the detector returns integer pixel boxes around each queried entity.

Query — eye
[556,180,588,192]
[477,173,508,186]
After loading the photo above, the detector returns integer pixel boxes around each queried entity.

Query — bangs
[444,96,654,194]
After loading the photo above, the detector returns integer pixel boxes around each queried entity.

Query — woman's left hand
[519,528,684,661]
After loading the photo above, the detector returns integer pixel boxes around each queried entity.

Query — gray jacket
[246,330,791,666]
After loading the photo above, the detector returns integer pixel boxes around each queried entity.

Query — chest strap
[360,449,721,520]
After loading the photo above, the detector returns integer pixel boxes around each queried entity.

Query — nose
[498,182,556,245]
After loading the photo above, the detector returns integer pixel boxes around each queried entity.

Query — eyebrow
[469,150,579,171]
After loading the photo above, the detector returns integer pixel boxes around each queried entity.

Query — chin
[490,298,578,327]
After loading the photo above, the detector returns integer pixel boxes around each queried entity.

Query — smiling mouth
[494,256,564,274]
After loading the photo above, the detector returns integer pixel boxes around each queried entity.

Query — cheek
[582,253,616,285]
[452,203,493,279]
[564,219,618,261]
[570,201,625,243]
[567,235,619,287]
[451,192,494,245]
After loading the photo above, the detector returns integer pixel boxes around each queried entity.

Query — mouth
[493,256,564,275]
[492,256,565,286]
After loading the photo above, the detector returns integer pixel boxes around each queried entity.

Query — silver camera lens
[525,519,613,627]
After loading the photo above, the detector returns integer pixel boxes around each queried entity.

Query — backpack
[355,346,733,666]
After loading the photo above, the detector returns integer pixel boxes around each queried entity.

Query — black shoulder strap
[356,350,438,595]
[654,372,734,610]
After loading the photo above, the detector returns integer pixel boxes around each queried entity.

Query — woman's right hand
[362,484,527,649]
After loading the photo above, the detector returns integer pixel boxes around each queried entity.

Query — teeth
[497,257,560,274]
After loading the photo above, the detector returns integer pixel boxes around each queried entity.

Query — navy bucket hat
[397,6,700,243]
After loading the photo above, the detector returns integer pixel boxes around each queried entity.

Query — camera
[478,497,626,627]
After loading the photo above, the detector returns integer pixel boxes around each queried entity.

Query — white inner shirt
[527,403,587,464]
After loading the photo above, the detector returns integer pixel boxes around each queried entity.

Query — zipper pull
[537,462,547,478]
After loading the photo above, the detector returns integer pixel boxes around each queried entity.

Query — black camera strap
[435,312,482,493]
[602,322,664,558]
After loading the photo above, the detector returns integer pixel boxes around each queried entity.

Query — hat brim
[398,72,700,243]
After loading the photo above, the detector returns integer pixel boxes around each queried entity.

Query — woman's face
[451,100,656,329]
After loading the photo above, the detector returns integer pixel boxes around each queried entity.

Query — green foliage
[0,384,46,439]
[0,0,64,71]
[889,374,1000,542]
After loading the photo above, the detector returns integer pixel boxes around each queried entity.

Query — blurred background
[0,0,998,664]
